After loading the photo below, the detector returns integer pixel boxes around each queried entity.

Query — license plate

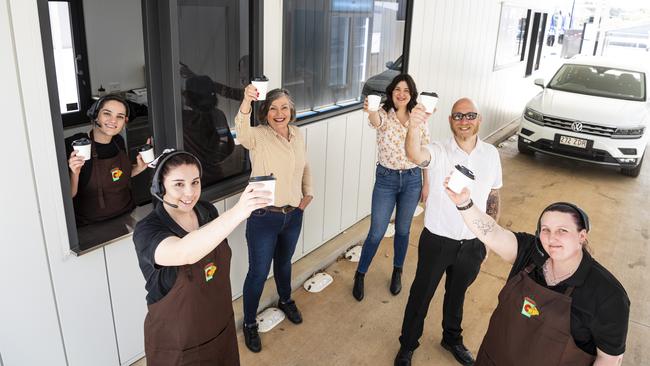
[558,135,588,149]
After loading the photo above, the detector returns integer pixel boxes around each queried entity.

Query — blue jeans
[243,208,303,325]
[357,164,422,274]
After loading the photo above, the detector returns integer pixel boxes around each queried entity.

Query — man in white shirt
[395,98,502,366]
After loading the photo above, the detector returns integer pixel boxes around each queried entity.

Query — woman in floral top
[353,74,431,301]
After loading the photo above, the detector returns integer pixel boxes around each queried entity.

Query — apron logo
[204,262,217,282]
[521,297,540,318]
[110,167,123,182]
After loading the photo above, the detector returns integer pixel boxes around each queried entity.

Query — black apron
[475,264,596,365]
[143,205,239,366]
[75,133,134,224]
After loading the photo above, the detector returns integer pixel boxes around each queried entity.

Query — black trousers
[399,228,486,351]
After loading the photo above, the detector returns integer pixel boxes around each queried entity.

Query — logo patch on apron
[521,297,540,318]
[204,262,217,282]
[110,167,124,182]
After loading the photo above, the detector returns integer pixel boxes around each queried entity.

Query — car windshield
[548,64,646,101]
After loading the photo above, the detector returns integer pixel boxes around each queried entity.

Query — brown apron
[475,264,596,366]
[144,231,239,366]
[75,134,134,224]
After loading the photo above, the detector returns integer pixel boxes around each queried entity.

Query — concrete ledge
[232,216,371,329]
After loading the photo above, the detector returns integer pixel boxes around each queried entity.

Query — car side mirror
[385,61,394,69]
[534,78,545,88]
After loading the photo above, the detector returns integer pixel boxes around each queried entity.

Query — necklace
[542,259,578,286]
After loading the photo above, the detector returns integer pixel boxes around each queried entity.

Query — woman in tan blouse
[353,74,430,302]
[235,86,313,353]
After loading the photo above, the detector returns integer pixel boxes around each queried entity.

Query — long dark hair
[382,74,418,113]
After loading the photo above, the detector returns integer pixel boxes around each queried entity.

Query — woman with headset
[133,150,271,365]
[66,94,150,225]
[444,182,629,366]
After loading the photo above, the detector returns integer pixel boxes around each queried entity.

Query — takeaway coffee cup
[249,175,276,206]
[367,94,382,112]
[251,76,269,101]
[138,144,155,164]
[72,137,92,161]
[447,164,475,194]
[419,92,439,113]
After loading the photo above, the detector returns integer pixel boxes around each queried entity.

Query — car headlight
[612,126,645,139]
[523,107,544,125]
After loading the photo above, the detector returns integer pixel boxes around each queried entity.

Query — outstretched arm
[405,105,432,168]
[444,179,517,263]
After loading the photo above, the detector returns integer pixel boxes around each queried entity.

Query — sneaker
[243,323,261,353]
[394,347,413,366]
[278,299,303,324]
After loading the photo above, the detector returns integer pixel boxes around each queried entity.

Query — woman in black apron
[66,95,149,225]
[442,180,629,366]
[133,150,270,366]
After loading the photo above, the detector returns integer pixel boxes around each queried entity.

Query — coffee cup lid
[138,144,153,152]
[420,92,438,98]
[454,164,475,180]
[72,137,91,146]
[249,174,276,182]
[252,76,269,82]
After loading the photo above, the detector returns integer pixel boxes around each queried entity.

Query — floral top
[371,107,431,170]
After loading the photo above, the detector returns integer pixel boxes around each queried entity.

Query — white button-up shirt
[423,137,503,240]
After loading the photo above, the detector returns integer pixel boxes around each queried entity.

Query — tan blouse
[234,111,313,207]
[372,107,431,170]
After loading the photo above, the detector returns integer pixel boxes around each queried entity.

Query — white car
[518,56,649,177]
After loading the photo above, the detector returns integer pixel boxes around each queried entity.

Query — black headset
[150,150,203,208]
[87,94,131,126]
[535,202,591,237]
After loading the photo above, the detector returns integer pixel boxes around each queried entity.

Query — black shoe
[353,271,365,301]
[390,267,402,295]
[278,299,303,324]
[440,339,475,366]
[243,323,261,353]
[394,347,413,366]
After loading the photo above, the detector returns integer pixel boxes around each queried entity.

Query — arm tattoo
[417,159,430,168]
[472,219,496,236]
[486,189,500,221]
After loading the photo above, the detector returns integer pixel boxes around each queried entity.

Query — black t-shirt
[133,200,219,305]
[510,232,630,356]
[65,132,127,191]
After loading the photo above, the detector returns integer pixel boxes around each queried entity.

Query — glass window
[283,0,411,118]
[549,64,645,101]
[177,0,250,188]
[493,4,529,70]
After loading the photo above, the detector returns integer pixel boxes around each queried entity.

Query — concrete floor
[134,135,650,365]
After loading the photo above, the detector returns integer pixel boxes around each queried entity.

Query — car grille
[542,116,616,138]
[533,139,619,164]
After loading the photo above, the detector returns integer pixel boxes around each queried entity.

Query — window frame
[285,0,414,127]
[38,0,263,254]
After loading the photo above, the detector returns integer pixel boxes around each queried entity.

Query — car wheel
[517,138,535,156]
[620,153,644,177]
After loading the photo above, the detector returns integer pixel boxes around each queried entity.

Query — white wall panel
[264,0,283,89]
[104,239,147,365]
[224,194,249,298]
[302,123,328,254]
[409,0,544,143]
[341,113,363,230]
[323,115,347,241]
[357,111,377,219]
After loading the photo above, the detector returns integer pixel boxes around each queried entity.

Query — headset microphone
[152,192,179,208]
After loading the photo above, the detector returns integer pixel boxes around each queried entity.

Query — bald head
[451,98,479,114]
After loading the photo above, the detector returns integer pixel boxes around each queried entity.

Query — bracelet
[456,199,473,211]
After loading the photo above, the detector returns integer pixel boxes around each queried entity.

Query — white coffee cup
[447,164,475,194]
[252,76,269,101]
[249,175,276,206]
[138,144,155,164]
[419,92,439,113]
[367,94,382,112]
[72,138,92,161]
